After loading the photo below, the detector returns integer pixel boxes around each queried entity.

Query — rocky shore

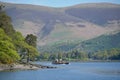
[0,63,56,71]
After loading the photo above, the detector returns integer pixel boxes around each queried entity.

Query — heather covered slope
[65,3,120,25]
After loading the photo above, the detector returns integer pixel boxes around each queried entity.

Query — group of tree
[37,50,88,61]
[0,5,38,64]
[37,48,120,61]
[90,48,120,60]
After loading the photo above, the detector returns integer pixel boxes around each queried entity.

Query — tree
[48,54,56,61]
[25,34,37,48]
[58,53,62,60]
[0,8,15,37]
[0,5,39,64]
[0,29,20,64]
[24,34,38,63]
[0,4,5,11]
[18,42,39,63]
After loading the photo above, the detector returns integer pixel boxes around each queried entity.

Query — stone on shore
[0,63,56,71]
[0,63,39,71]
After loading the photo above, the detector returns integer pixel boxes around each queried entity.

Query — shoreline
[0,63,56,71]
[60,59,120,62]
[1,60,119,71]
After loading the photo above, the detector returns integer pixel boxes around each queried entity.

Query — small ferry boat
[52,59,69,65]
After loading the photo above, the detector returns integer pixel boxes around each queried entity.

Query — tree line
[37,48,120,61]
[90,48,120,60]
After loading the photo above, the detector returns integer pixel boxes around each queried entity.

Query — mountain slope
[0,2,120,51]
[38,32,120,53]
[65,3,120,25]
[76,32,120,53]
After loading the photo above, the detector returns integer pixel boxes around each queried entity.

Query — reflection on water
[95,70,120,75]
[0,62,120,80]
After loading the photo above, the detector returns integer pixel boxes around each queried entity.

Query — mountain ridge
[0,2,120,53]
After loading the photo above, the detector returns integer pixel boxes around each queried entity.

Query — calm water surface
[0,62,120,80]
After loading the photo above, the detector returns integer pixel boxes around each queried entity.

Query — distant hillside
[76,32,120,53]
[0,2,120,53]
[65,3,120,25]
[38,32,120,53]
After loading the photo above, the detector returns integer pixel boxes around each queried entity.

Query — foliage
[0,4,5,11]
[0,29,20,64]
[27,45,39,61]
[23,34,38,62]
[39,53,50,60]
[38,40,80,53]
[0,5,39,64]
[90,48,120,60]
[77,33,120,53]
[0,12,15,37]
[38,32,120,54]
[38,48,120,61]
[25,34,37,48]
[38,50,88,61]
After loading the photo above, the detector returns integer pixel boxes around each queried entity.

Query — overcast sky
[0,0,120,7]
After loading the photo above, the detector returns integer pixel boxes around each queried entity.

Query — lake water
[0,62,120,80]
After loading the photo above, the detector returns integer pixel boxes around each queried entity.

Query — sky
[0,0,120,7]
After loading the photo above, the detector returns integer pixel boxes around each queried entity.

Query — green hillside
[38,32,120,61]
[76,32,120,53]
[38,32,120,54]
